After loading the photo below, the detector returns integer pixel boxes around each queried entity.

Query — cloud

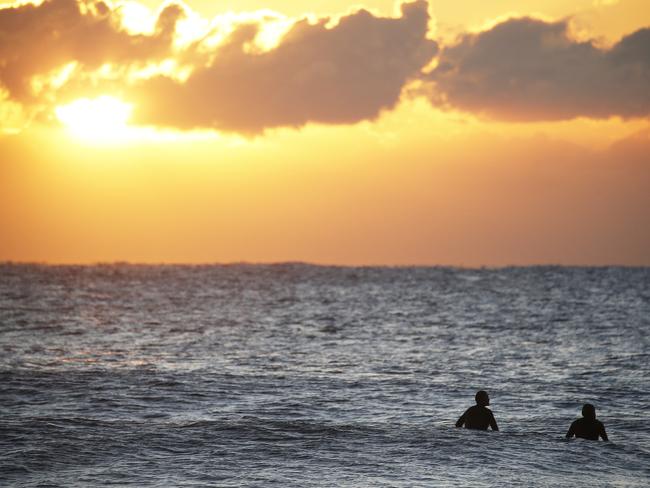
[128,0,437,133]
[2,1,648,134]
[428,17,650,121]
[0,0,184,102]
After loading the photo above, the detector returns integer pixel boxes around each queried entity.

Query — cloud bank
[129,0,437,132]
[428,18,650,121]
[0,0,649,133]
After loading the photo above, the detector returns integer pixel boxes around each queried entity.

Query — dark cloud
[129,0,437,133]
[4,0,648,133]
[428,18,650,121]
[0,0,183,102]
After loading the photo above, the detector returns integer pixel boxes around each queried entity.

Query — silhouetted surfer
[566,404,608,441]
[456,390,499,431]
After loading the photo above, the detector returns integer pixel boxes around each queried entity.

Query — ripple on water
[0,264,649,487]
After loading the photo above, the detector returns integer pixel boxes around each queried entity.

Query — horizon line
[1,260,648,270]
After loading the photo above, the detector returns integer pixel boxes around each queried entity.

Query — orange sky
[0,0,649,265]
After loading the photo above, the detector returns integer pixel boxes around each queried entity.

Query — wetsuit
[456,405,499,431]
[566,418,608,441]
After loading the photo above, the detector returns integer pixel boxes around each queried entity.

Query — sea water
[1,264,649,487]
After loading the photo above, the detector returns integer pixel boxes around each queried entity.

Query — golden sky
[1,0,649,265]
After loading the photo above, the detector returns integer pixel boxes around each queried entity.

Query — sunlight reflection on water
[1,264,649,486]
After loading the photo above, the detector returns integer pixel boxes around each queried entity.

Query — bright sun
[56,96,133,141]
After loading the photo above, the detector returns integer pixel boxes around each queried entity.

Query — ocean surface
[1,264,649,487]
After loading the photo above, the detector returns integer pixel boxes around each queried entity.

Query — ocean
[1,264,649,487]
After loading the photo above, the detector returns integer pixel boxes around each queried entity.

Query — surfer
[566,403,608,441]
[455,390,499,431]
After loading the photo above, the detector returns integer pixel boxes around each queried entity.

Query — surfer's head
[475,390,490,407]
[582,403,596,420]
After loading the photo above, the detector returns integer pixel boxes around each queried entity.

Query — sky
[0,0,648,266]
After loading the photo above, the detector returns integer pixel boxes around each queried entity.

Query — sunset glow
[1,0,648,265]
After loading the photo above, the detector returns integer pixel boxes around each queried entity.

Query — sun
[55,96,133,142]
